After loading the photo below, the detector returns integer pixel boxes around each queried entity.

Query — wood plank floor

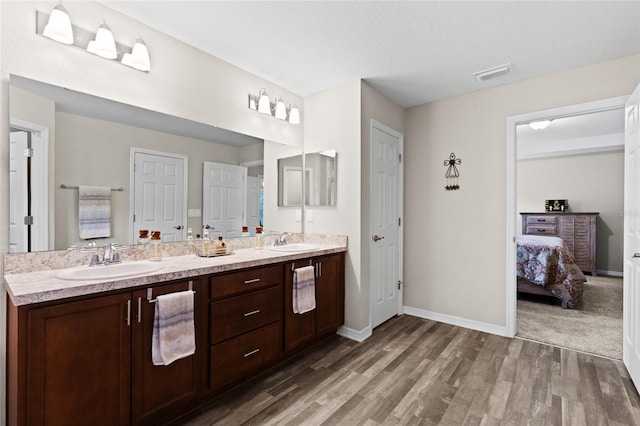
[177,315,640,425]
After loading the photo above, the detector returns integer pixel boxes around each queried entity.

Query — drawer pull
[537,229,547,232]
[536,219,546,222]
[243,348,260,358]
[243,278,261,284]
[243,309,261,317]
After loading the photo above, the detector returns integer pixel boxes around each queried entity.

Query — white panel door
[370,121,403,329]
[133,151,186,242]
[246,176,262,235]
[624,82,640,391]
[9,131,28,253]
[202,162,247,238]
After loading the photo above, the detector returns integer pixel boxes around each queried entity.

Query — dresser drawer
[210,264,282,299]
[210,286,282,344]
[525,215,558,225]
[210,322,281,390]
[525,225,557,235]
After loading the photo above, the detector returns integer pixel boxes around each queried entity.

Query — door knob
[634,253,640,258]
[204,224,214,230]
[372,235,384,242]
[174,225,183,230]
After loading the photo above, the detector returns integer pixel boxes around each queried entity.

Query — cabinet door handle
[243,309,261,317]
[126,300,131,326]
[319,262,322,278]
[243,348,260,358]
[244,278,260,284]
[536,219,546,222]
[137,297,142,323]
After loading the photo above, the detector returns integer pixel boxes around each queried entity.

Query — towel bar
[291,260,313,271]
[60,184,124,191]
[147,280,194,303]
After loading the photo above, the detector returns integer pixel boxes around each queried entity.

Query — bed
[516,235,586,308]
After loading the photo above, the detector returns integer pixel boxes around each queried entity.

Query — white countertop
[4,244,346,307]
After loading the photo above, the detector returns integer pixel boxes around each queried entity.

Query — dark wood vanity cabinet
[284,253,345,353]
[7,278,202,426]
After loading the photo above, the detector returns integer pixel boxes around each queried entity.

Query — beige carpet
[516,275,623,359]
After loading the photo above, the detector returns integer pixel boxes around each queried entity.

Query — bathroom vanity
[4,240,346,426]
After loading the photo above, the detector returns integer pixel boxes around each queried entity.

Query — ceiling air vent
[473,63,512,82]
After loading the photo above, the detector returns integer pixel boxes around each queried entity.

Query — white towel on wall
[152,290,196,366]
[78,185,112,239]
[293,265,316,314]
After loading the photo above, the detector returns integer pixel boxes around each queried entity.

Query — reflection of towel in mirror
[78,185,111,239]
[152,290,196,366]
[293,265,316,314]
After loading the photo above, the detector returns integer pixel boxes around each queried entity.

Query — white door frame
[129,147,188,244]
[10,118,50,251]
[369,119,404,328]
[505,95,629,337]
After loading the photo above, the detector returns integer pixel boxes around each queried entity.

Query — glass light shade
[529,120,551,130]
[122,38,150,71]
[288,105,300,124]
[257,89,271,115]
[43,4,74,44]
[274,97,287,120]
[87,21,117,59]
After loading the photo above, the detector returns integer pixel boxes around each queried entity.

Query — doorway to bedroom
[510,99,626,359]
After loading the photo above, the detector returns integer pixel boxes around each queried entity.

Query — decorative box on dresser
[520,212,598,276]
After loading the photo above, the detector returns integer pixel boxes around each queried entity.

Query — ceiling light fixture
[122,37,150,71]
[473,62,512,82]
[529,120,551,130]
[248,90,301,124]
[87,20,117,59]
[42,3,74,44]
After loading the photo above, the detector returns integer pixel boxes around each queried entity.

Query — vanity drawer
[525,215,557,225]
[210,264,282,299]
[210,322,281,390]
[525,225,557,235]
[210,286,282,344]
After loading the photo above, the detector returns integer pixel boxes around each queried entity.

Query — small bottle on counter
[254,226,264,250]
[202,228,210,256]
[186,228,193,240]
[241,226,250,237]
[149,231,162,261]
[214,236,227,255]
[138,229,149,245]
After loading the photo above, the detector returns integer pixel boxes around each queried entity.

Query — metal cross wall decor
[444,152,461,190]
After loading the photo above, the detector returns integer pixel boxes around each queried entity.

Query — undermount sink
[56,261,164,281]
[266,243,319,253]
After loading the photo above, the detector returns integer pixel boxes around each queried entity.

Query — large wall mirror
[9,75,302,253]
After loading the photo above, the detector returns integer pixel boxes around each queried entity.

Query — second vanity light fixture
[248,88,301,124]
[38,3,151,72]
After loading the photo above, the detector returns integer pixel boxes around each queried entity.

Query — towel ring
[147,280,194,304]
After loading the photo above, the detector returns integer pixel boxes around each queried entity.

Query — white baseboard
[402,306,509,337]
[595,270,623,277]
[337,325,372,342]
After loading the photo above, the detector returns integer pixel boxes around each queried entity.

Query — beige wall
[518,150,624,274]
[404,54,640,330]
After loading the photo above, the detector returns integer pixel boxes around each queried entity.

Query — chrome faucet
[89,243,123,266]
[275,232,291,246]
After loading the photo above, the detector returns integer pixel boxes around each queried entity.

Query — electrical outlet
[306,209,314,222]
[295,209,302,222]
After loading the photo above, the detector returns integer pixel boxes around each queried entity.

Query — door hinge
[397,280,402,290]
[399,153,402,163]
[24,216,34,226]
[398,217,401,226]
[133,214,136,222]
[133,163,136,172]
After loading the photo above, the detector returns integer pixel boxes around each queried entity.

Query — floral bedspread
[516,235,586,308]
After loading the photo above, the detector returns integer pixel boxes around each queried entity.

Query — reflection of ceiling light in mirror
[274,97,287,120]
[257,88,271,114]
[121,37,150,71]
[288,105,300,124]
[248,95,257,110]
[87,20,117,59]
[43,4,74,44]
[529,120,551,130]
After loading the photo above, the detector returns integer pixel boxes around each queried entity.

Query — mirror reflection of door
[132,149,187,243]
[9,130,29,253]
[202,162,247,238]
[283,167,312,206]
[246,176,263,235]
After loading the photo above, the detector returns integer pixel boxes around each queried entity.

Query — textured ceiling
[101,1,640,108]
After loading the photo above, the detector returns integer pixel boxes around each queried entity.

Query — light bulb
[122,37,150,71]
[87,20,117,59]
[288,105,300,124]
[274,97,287,120]
[257,88,271,115]
[43,4,74,44]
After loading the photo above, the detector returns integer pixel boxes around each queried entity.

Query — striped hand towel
[78,185,111,239]
[152,290,196,366]
[293,265,316,314]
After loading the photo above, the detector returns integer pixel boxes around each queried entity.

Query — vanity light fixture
[36,7,151,72]
[121,37,150,71]
[42,3,74,44]
[529,120,551,130]
[87,20,117,59]
[248,89,301,124]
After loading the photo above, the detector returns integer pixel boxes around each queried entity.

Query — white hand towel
[78,185,111,239]
[293,265,316,314]
[152,290,196,366]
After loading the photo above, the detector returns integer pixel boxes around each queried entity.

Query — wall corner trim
[337,325,372,342]
[403,306,509,337]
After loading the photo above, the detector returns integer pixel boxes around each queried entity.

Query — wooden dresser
[520,212,598,276]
